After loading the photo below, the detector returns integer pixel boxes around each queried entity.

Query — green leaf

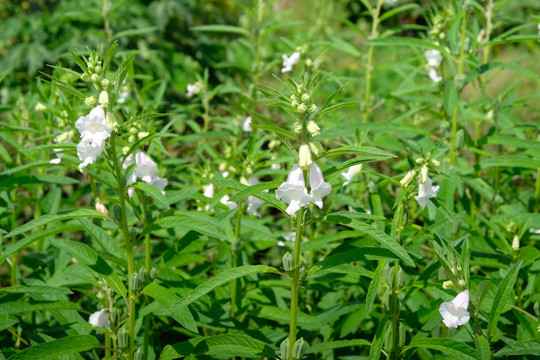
[404,338,477,360]
[7,335,99,360]
[317,213,415,267]
[142,283,198,333]
[0,315,18,331]
[443,82,458,116]
[368,318,387,360]
[306,339,370,354]
[165,265,278,314]
[157,216,229,241]
[229,180,281,202]
[495,340,540,357]
[0,301,81,315]
[113,26,158,39]
[379,4,419,22]
[480,156,540,170]
[5,209,108,238]
[323,157,392,177]
[487,260,522,339]
[331,36,361,57]
[131,182,170,209]
[365,37,443,52]
[190,24,251,37]
[0,286,72,296]
[474,334,491,360]
[323,145,395,159]
[49,238,127,300]
[365,261,385,315]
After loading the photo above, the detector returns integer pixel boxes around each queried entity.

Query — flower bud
[297,103,307,114]
[420,165,428,184]
[85,96,98,106]
[101,79,110,89]
[512,234,520,251]
[298,144,312,170]
[308,141,323,157]
[431,159,440,167]
[298,265,307,282]
[129,272,140,291]
[291,100,299,107]
[301,93,310,103]
[106,112,118,132]
[292,122,302,134]
[458,279,467,288]
[280,338,290,358]
[455,129,465,152]
[150,267,158,280]
[290,95,297,102]
[283,252,293,272]
[292,337,306,360]
[91,74,99,83]
[308,104,317,114]
[35,103,47,111]
[443,280,454,289]
[307,121,320,137]
[112,205,122,222]
[99,91,109,108]
[139,267,148,283]
[138,131,149,140]
[81,73,91,82]
[399,170,416,187]
[94,65,102,74]
[117,327,129,349]
[95,201,109,215]
[133,348,144,360]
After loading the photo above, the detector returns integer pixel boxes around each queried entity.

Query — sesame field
[1,0,540,359]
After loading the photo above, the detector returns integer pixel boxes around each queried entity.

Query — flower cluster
[75,106,111,169]
[425,49,443,83]
[400,152,440,210]
[276,163,331,216]
[123,150,168,197]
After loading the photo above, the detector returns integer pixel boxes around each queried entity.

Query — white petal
[286,164,305,187]
[309,162,324,190]
[286,199,301,216]
[452,290,470,310]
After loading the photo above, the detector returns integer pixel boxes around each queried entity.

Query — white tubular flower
[247,175,267,218]
[439,290,470,328]
[299,144,312,170]
[203,183,214,211]
[309,162,331,209]
[341,164,362,186]
[414,176,440,210]
[75,106,111,147]
[242,116,253,132]
[275,164,311,216]
[281,51,301,73]
[186,82,201,98]
[98,91,109,108]
[124,150,168,196]
[77,140,105,169]
[425,50,443,67]
[88,309,110,329]
[400,170,416,187]
[307,121,320,137]
[429,68,443,83]
[220,195,237,210]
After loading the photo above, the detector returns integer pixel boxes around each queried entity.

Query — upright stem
[103,0,112,44]
[230,202,243,318]
[389,203,404,360]
[362,0,384,124]
[535,168,540,211]
[288,207,305,360]
[251,0,264,107]
[482,0,494,65]
[449,11,468,167]
[142,194,151,359]
[110,133,136,358]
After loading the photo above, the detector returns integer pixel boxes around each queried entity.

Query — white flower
[247,175,267,217]
[439,290,470,328]
[242,116,253,132]
[88,309,110,329]
[277,232,296,247]
[425,50,443,67]
[126,150,167,197]
[429,68,442,83]
[220,195,237,210]
[299,144,312,170]
[307,121,320,137]
[275,164,311,216]
[309,162,331,209]
[77,140,105,169]
[95,201,109,215]
[203,183,214,211]
[386,0,398,6]
[186,81,201,98]
[281,51,301,73]
[341,165,362,186]
[75,106,111,147]
[271,163,282,170]
[414,176,440,210]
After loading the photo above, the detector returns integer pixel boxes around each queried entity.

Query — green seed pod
[139,267,148,283]
[283,252,293,272]
[280,338,289,359]
[383,324,393,352]
[120,175,127,188]
[399,323,406,347]
[455,129,465,153]
[133,348,144,360]
[112,205,122,222]
[150,267,158,280]
[382,263,392,284]
[145,209,153,223]
[292,337,306,360]
[129,272,139,291]
[130,228,138,244]
[117,327,129,349]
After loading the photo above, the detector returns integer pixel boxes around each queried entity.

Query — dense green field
[1,0,540,359]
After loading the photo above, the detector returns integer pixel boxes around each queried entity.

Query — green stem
[103,0,112,45]
[362,0,384,124]
[389,203,404,360]
[110,133,136,358]
[535,168,540,211]
[230,203,243,319]
[288,207,305,360]
[105,334,111,360]
[449,11,468,167]
[141,193,151,359]
[482,0,494,65]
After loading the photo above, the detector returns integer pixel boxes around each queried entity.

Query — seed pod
[292,337,306,360]
[139,267,148,283]
[150,267,158,280]
[133,348,144,360]
[283,252,293,272]
[383,324,392,352]
[129,272,139,291]
[455,129,465,153]
[112,205,122,222]
[399,323,406,347]
[280,338,290,359]
[117,327,129,349]
[130,228,138,244]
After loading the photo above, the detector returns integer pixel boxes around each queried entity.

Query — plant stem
[288,206,305,360]
[362,0,384,124]
[103,0,112,45]
[230,202,243,319]
[482,0,494,65]
[109,133,136,358]
[141,193,151,359]
[389,202,404,360]
[449,11,468,167]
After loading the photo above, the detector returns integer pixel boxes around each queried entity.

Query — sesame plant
[2,0,540,360]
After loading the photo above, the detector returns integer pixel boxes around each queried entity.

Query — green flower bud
[298,144,312,170]
[280,338,290,359]
[292,337,306,360]
[283,252,293,272]
[99,91,109,108]
[85,96,98,106]
[308,104,317,114]
[101,79,110,89]
[455,129,465,153]
[150,267,158,280]
[117,327,129,349]
[139,267,148,283]
[94,65,102,74]
[91,74,99,83]
[133,348,144,360]
[292,122,302,134]
[399,170,416,187]
[298,265,307,282]
[297,103,307,114]
[129,272,139,291]
[301,93,310,103]
[306,121,320,137]
[308,141,323,157]
[112,205,122,222]
[420,165,428,184]
[81,73,91,82]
